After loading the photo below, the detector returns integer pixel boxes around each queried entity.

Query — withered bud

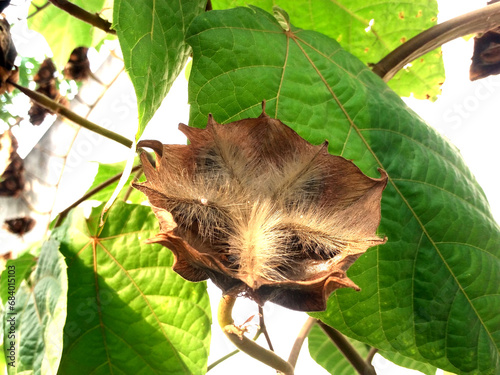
[134,102,387,311]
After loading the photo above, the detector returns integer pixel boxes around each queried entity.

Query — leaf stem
[217,295,294,375]
[316,320,376,375]
[371,2,500,81]
[9,81,133,149]
[47,0,116,34]
[287,316,316,369]
[54,164,141,227]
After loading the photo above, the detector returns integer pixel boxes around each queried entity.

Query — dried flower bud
[134,103,387,311]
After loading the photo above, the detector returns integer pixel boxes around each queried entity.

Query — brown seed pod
[0,130,24,197]
[4,216,36,236]
[28,58,69,125]
[133,103,388,311]
[0,16,18,95]
[63,47,90,81]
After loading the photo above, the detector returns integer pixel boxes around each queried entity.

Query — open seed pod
[133,103,387,311]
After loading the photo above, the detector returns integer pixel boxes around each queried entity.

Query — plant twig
[258,305,274,351]
[8,80,133,149]
[47,0,116,34]
[287,316,316,369]
[218,295,294,375]
[317,320,376,375]
[366,347,378,365]
[54,165,142,227]
[371,2,500,81]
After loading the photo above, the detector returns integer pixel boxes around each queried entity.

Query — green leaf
[0,253,37,305]
[86,160,144,203]
[113,0,206,139]
[28,0,108,68]
[308,325,370,375]
[211,0,444,99]
[2,239,67,374]
[52,201,211,374]
[308,325,437,375]
[186,6,500,374]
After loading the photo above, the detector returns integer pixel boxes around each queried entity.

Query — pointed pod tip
[207,113,217,128]
[259,100,269,118]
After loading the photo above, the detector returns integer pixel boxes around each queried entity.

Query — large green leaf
[52,201,211,374]
[1,239,67,374]
[211,0,444,99]
[186,6,500,374]
[308,325,437,375]
[28,0,108,68]
[113,0,206,139]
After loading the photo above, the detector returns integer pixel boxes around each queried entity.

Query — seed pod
[134,103,387,311]
[63,47,90,81]
[28,58,69,125]
[0,16,18,95]
[4,216,36,236]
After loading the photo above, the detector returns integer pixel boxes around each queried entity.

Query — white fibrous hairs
[134,104,387,311]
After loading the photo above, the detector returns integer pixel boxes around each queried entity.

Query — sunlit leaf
[211,0,444,99]
[28,0,108,68]
[1,239,67,374]
[113,0,206,139]
[186,6,500,374]
[86,160,144,203]
[52,201,211,374]
[0,252,36,305]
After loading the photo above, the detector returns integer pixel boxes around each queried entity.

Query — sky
[1,1,498,374]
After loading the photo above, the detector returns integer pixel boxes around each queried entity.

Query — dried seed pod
[0,16,18,95]
[134,103,388,311]
[63,47,90,81]
[28,58,69,125]
[4,216,36,236]
[0,130,24,197]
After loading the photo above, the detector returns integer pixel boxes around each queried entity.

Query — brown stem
[287,316,316,369]
[47,0,115,35]
[317,321,376,375]
[9,80,133,149]
[218,295,294,375]
[54,165,142,227]
[371,2,500,81]
[258,305,274,351]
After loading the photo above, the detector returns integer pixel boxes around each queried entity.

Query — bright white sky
[2,1,498,374]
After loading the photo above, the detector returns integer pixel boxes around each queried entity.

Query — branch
[218,295,294,375]
[371,2,500,81]
[54,165,142,227]
[47,0,116,35]
[316,321,376,375]
[258,305,274,351]
[8,80,133,149]
[287,316,316,369]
